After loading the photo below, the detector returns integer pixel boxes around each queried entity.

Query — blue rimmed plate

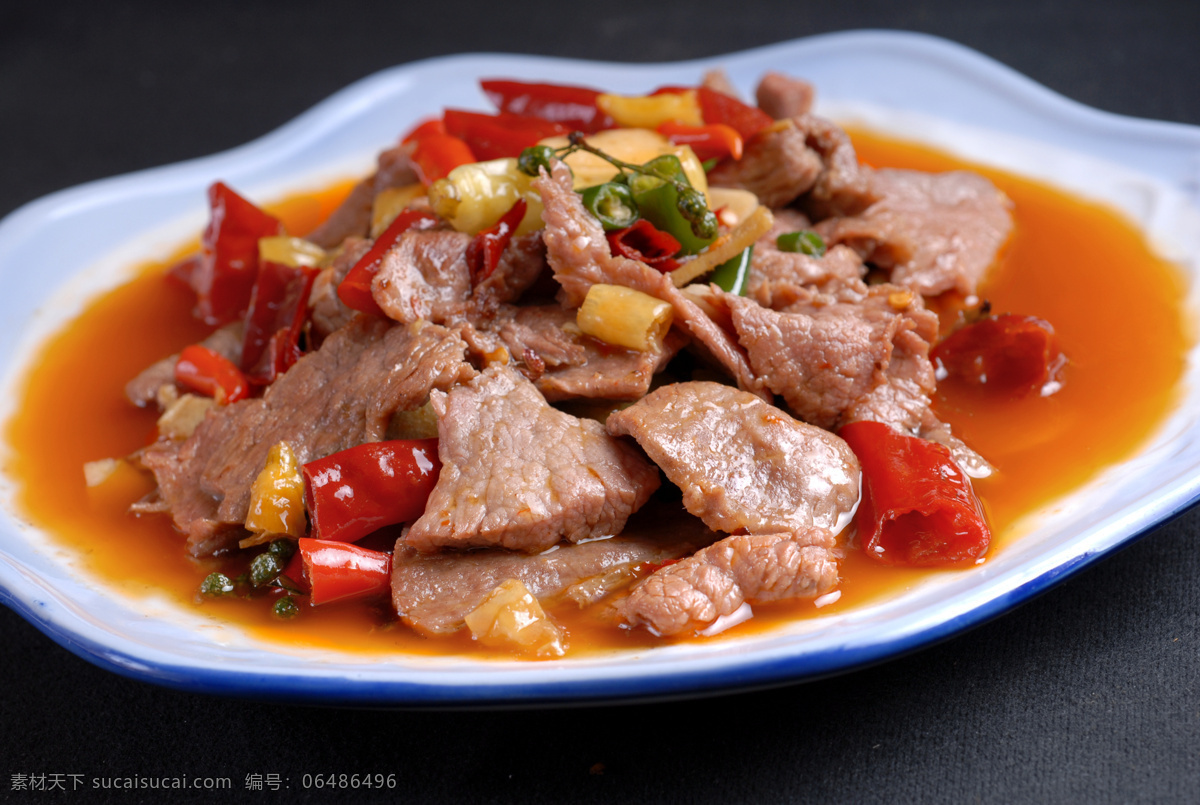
[1,30,1198,706]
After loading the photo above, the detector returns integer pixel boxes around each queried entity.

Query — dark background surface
[2,1,1198,802]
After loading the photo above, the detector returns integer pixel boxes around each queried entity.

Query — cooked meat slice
[393,506,717,635]
[707,121,822,208]
[140,318,475,555]
[755,72,815,119]
[371,230,473,325]
[405,365,660,554]
[124,322,244,408]
[309,236,371,339]
[701,68,741,99]
[306,141,420,249]
[472,231,548,312]
[606,381,860,536]
[746,242,867,303]
[616,527,839,636]
[535,161,767,399]
[727,284,938,430]
[815,168,1014,296]
[792,114,876,220]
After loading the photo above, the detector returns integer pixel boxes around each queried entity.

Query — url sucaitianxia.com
[10,772,398,792]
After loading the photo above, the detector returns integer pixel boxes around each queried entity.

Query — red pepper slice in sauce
[174,344,250,405]
[302,439,441,545]
[607,219,683,272]
[241,261,319,383]
[931,313,1066,398]
[443,110,568,160]
[297,538,392,606]
[410,132,476,186]
[838,420,991,568]
[651,85,774,142]
[479,79,614,133]
[336,208,442,317]
[467,197,527,284]
[656,121,744,162]
[189,182,284,326]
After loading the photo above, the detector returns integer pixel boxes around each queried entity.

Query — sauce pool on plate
[3,131,1189,656]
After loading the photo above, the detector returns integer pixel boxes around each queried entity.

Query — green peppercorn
[200,572,234,597]
[268,538,296,562]
[249,552,284,588]
[517,144,556,176]
[776,230,826,257]
[272,596,300,619]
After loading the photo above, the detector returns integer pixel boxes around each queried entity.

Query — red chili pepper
[931,314,1067,398]
[302,439,441,544]
[838,421,991,568]
[241,261,319,382]
[656,121,744,162]
[174,344,250,404]
[187,182,284,326]
[401,117,447,144]
[336,208,442,317]
[443,110,568,161]
[297,538,392,606]
[411,132,476,186]
[607,219,683,272]
[480,79,614,133]
[695,86,774,141]
[467,198,527,284]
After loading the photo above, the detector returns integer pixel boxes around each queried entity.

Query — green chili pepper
[776,230,826,257]
[250,552,283,588]
[580,182,640,231]
[273,596,300,619]
[711,245,754,296]
[200,572,234,597]
[627,172,716,255]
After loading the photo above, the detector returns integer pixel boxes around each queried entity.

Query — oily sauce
[3,134,1190,657]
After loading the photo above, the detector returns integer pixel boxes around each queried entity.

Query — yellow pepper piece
[577,284,674,352]
[426,158,543,236]
[245,442,306,538]
[257,236,326,268]
[596,89,703,129]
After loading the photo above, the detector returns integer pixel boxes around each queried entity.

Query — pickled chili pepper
[466,198,527,284]
[337,208,442,316]
[480,79,614,133]
[626,166,716,255]
[174,344,250,404]
[607,219,683,272]
[302,439,441,544]
[443,109,568,160]
[931,314,1067,398]
[579,182,639,231]
[695,86,774,140]
[297,538,393,606]
[656,121,744,162]
[710,245,754,295]
[401,117,447,144]
[241,260,319,382]
[189,182,284,326]
[838,420,991,568]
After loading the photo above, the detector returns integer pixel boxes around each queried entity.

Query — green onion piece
[273,596,300,619]
[711,246,754,296]
[776,230,826,257]
[579,183,640,231]
[249,552,283,588]
[200,572,234,597]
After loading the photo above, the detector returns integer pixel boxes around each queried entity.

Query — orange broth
[3,133,1190,657]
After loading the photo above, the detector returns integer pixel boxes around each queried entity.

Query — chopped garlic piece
[463,579,566,658]
[157,394,215,440]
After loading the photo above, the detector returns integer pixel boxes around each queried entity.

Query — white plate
[1,30,1198,705]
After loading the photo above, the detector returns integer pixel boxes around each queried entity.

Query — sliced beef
[140,318,475,556]
[405,365,660,554]
[124,322,244,409]
[707,122,822,208]
[606,381,860,536]
[615,527,839,636]
[392,503,718,635]
[792,114,875,220]
[472,231,548,313]
[309,236,371,339]
[746,241,867,304]
[371,229,473,325]
[535,162,768,399]
[755,72,815,120]
[727,283,938,430]
[305,141,420,249]
[815,168,1014,296]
